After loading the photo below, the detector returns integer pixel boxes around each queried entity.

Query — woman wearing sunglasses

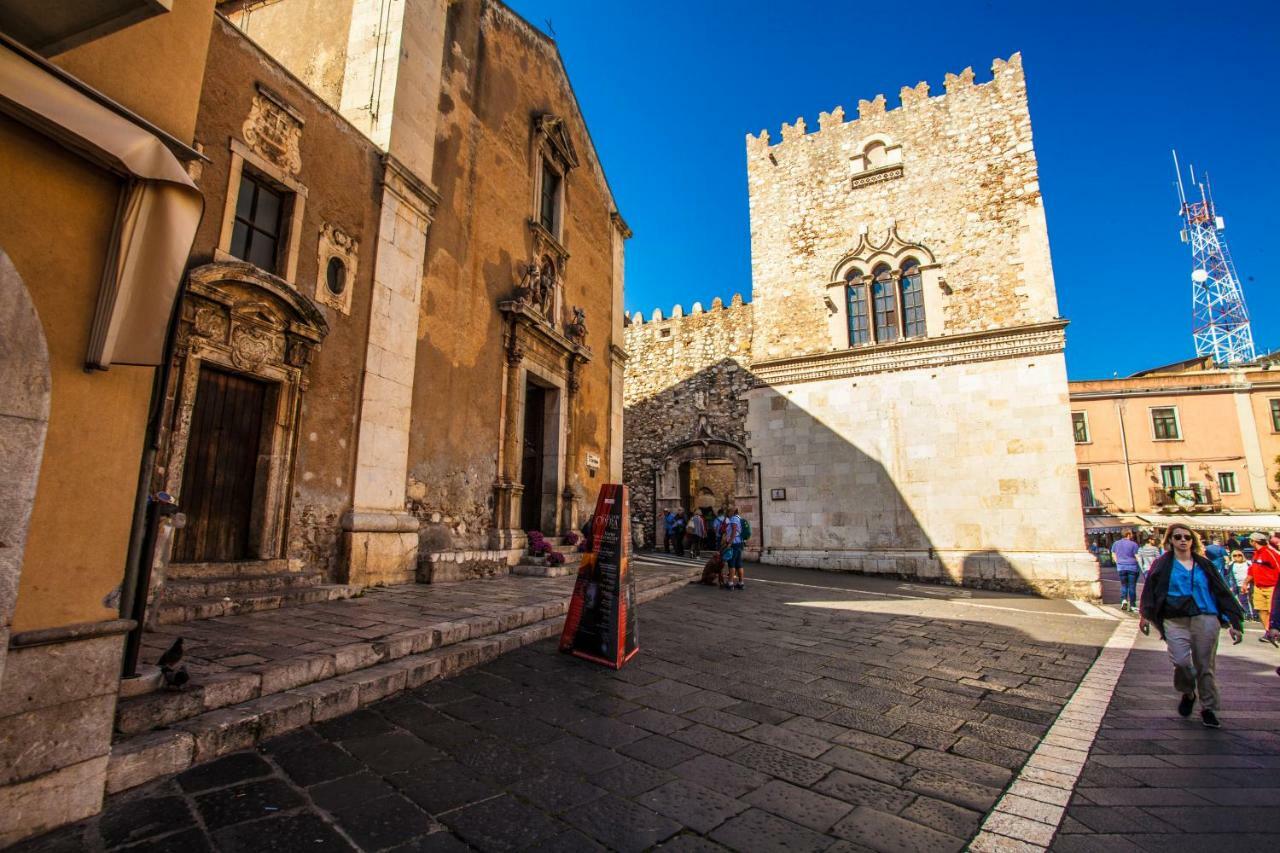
[1138,523,1245,728]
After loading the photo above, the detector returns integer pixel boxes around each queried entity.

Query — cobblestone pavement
[18,566,1118,852]
[1051,610,1280,850]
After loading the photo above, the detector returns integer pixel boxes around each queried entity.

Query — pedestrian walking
[1112,531,1141,612]
[1137,535,1162,576]
[685,511,705,559]
[1246,532,1280,635]
[722,506,745,590]
[1227,549,1256,620]
[1138,523,1244,728]
[663,510,675,554]
[672,510,686,557]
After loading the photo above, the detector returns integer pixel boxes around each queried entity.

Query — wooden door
[520,383,545,533]
[173,365,268,562]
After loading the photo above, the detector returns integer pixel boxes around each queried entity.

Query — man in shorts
[723,506,745,590]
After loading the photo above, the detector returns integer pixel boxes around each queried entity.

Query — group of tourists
[1115,524,1280,729]
[663,506,748,590]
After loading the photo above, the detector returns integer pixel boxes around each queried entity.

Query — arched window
[844,268,870,345]
[864,141,887,169]
[871,263,898,343]
[900,258,925,338]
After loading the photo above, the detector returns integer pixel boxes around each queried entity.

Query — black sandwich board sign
[559,484,639,668]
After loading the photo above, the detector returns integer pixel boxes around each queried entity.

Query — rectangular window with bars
[1271,399,1280,432]
[1072,412,1089,443]
[1151,407,1181,440]
[1218,471,1238,494]
[847,285,870,345]
[230,170,285,273]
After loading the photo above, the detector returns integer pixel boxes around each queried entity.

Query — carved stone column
[490,334,526,549]
[560,354,584,534]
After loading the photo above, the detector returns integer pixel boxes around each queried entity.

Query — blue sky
[506,0,1278,379]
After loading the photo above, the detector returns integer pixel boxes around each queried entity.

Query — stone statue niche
[565,305,587,344]
[515,257,558,324]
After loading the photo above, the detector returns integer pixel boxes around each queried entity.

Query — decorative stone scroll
[242,84,304,176]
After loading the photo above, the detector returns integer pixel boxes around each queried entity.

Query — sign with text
[559,484,638,668]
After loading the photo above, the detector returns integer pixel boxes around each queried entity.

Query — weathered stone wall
[746,54,1058,363]
[183,17,384,580]
[407,0,623,553]
[622,297,754,547]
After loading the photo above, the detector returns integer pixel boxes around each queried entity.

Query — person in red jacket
[1246,532,1280,635]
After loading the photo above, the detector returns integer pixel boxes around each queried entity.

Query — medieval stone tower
[625,53,1098,598]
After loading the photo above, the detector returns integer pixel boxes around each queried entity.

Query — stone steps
[166,558,293,580]
[106,566,699,795]
[159,571,327,603]
[512,549,585,578]
[153,584,360,625]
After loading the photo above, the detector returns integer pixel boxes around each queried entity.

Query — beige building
[1071,359,1280,533]
[626,54,1098,598]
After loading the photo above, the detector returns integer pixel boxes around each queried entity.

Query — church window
[539,158,562,236]
[845,268,870,345]
[871,263,898,343]
[900,258,925,338]
[230,170,286,273]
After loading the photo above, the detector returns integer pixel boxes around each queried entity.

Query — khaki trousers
[1253,585,1275,632]
[1163,615,1222,711]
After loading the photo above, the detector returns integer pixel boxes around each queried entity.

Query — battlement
[745,52,1023,154]
[624,293,750,326]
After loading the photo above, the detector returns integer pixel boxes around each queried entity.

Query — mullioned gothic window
[842,257,927,347]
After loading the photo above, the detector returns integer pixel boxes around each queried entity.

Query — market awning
[1135,513,1280,533]
[1084,514,1143,533]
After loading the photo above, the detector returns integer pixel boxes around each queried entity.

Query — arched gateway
[654,435,759,558]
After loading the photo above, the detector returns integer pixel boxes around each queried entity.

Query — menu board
[558,484,639,669]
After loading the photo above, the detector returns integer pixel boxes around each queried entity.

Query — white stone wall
[748,350,1096,597]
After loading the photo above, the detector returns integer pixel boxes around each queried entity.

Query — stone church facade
[626,54,1098,598]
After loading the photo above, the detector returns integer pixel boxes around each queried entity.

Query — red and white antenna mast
[1174,150,1254,365]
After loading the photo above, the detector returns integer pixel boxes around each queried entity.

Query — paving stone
[388,761,499,814]
[905,748,1013,789]
[473,712,564,747]
[519,829,607,853]
[742,779,854,832]
[193,779,305,830]
[812,769,916,813]
[588,756,674,797]
[891,723,959,751]
[723,701,793,725]
[117,827,215,853]
[211,813,354,852]
[508,772,607,813]
[832,805,967,852]
[568,714,650,747]
[384,829,472,852]
[983,811,1056,846]
[645,833,731,852]
[562,793,682,853]
[779,716,848,742]
[619,733,705,769]
[636,779,748,834]
[708,807,834,853]
[682,706,758,733]
[818,745,914,786]
[340,731,447,774]
[670,723,750,757]
[905,769,1003,812]
[529,735,625,776]
[308,771,399,812]
[313,708,397,741]
[739,722,832,758]
[619,707,694,735]
[900,794,984,839]
[99,796,196,848]
[176,752,273,793]
[730,742,831,786]
[271,740,363,786]
[670,752,771,798]
[327,794,438,850]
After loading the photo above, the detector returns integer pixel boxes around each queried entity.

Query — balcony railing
[1149,483,1222,512]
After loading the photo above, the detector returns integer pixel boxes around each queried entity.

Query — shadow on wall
[624,357,1097,599]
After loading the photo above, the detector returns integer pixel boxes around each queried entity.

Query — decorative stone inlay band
[751,320,1067,387]
[850,164,903,189]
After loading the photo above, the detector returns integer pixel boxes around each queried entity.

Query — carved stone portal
[160,262,328,569]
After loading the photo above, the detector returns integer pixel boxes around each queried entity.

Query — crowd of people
[1111,525,1280,729]
[662,507,748,590]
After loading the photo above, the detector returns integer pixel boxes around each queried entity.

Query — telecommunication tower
[1174,151,1255,365]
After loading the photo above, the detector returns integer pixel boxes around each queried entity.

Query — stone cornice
[850,164,903,189]
[751,320,1067,387]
